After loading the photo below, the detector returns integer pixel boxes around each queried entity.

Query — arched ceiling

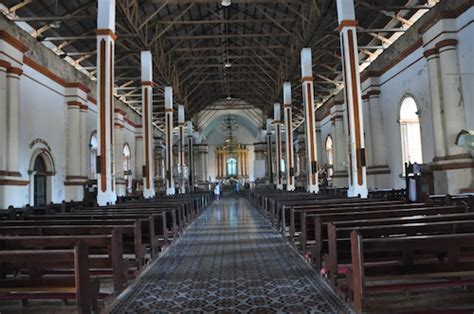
[1,0,438,130]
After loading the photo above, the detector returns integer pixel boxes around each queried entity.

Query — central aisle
[110,197,353,313]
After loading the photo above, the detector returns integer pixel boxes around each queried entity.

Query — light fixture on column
[222,0,231,7]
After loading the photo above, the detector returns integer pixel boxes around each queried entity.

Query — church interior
[0,0,473,313]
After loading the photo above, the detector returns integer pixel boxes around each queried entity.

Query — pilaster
[114,108,126,197]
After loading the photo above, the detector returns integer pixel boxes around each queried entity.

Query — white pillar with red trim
[301,48,319,193]
[178,105,186,194]
[96,0,117,205]
[141,51,155,198]
[165,87,176,196]
[283,82,295,191]
[273,103,283,190]
[336,0,368,198]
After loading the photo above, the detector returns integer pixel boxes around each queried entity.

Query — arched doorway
[400,97,423,170]
[325,136,334,179]
[33,156,47,206]
[29,151,54,207]
[123,144,132,193]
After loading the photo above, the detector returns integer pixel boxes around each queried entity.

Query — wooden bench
[0,223,146,272]
[0,228,127,294]
[326,216,474,286]
[348,232,474,313]
[307,205,467,269]
[0,242,98,314]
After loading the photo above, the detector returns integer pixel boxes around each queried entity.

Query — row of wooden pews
[248,189,474,313]
[0,191,212,313]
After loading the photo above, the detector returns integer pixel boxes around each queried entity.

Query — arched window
[326,136,334,177]
[227,158,237,177]
[123,144,132,192]
[400,97,423,169]
[90,132,98,179]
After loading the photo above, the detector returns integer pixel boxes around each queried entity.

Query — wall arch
[28,148,55,206]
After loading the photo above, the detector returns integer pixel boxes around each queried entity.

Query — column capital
[6,67,23,76]
[336,20,358,32]
[435,39,458,50]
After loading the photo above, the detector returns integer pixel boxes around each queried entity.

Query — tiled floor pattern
[109,197,353,313]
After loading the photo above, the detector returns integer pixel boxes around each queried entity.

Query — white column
[362,95,374,188]
[141,51,155,198]
[0,61,8,174]
[331,103,348,187]
[266,119,273,185]
[135,128,144,190]
[114,109,125,197]
[6,66,22,175]
[367,88,391,188]
[283,82,295,191]
[80,103,88,181]
[336,0,368,198]
[178,105,185,194]
[273,103,283,190]
[64,85,88,200]
[301,48,319,193]
[187,122,194,191]
[96,0,117,205]
[423,48,446,159]
[437,39,468,157]
[165,87,175,195]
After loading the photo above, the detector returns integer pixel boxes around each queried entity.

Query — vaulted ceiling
[1,0,438,129]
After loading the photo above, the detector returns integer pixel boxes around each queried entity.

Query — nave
[109,196,352,313]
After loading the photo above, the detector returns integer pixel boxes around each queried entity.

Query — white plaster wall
[457,7,474,132]
[376,48,434,189]
[19,65,67,205]
[318,117,333,167]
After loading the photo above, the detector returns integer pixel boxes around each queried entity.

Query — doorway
[33,155,47,207]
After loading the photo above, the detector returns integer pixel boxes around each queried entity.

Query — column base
[306,184,319,194]
[64,183,85,202]
[286,183,295,191]
[276,183,284,190]
[166,187,176,196]
[97,190,117,206]
[143,188,155,199]
[115,178,127,197]
[348,185,368,198]
[367,165,391,189]
[332,170,348,188]
[431,157,474,194]
[0,175,29,207]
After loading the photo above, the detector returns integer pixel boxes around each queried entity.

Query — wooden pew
[348,232,474,313]
[326,216,474,286]
[308,205,467,269]
[0,228,127,294]
[0,242,97,314]
[0,223,146,272]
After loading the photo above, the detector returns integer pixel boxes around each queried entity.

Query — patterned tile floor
[109,196,353,313]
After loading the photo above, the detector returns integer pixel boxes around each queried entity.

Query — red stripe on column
[306,83,317,186]
[145,90,150,189]
[99,39,107,193]
[109,42,114,192]
[348,30,363,186]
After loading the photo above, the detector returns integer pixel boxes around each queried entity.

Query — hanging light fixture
[222,0,231,7]
[50,0,61,29]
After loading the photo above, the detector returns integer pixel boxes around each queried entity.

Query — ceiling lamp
[50,20,61,29]
[222,0,231,7]
[226,96,232,100]
[224,62,232,68]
